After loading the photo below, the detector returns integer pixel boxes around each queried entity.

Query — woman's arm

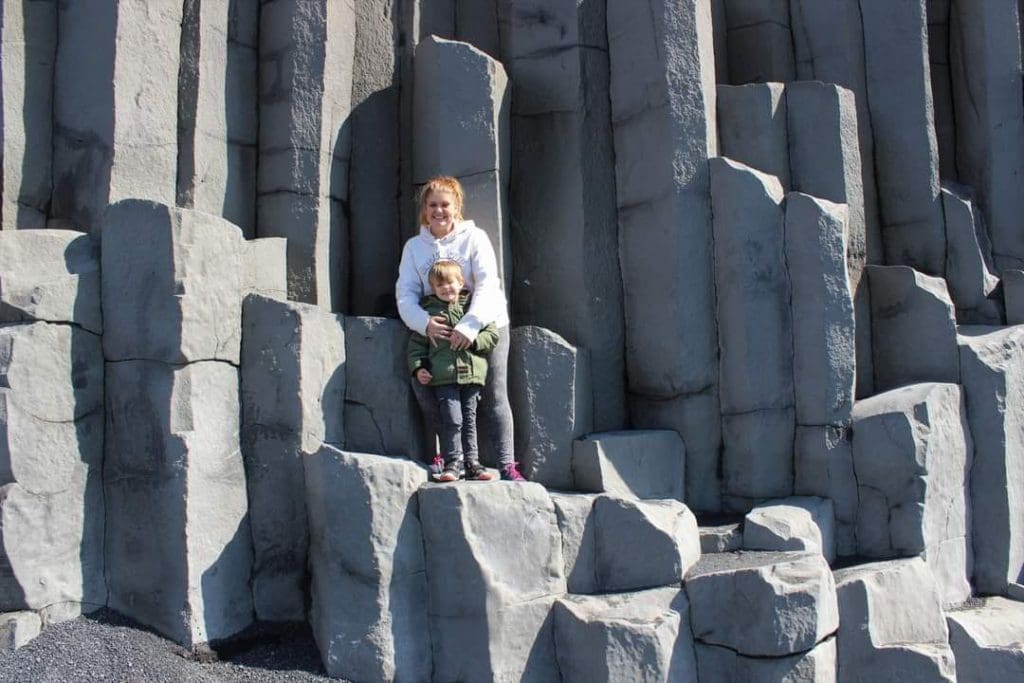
[396,241,432,335]
[452,230,504,345]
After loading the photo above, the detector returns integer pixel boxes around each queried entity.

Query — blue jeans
[435,384,481,465]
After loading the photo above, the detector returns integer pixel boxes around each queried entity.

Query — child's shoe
[429,454,445,478]
[435,459,463,483]
[465,460,495,481]
[500,462,526,482]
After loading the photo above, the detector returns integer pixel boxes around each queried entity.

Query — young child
[408,260,499,482]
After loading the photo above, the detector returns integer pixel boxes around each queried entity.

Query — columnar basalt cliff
[2,0,1024,680]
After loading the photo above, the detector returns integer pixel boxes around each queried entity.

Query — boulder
[104,360,253,646]
[696,637,836,682]
[867,265,959,391]
[686,551,838,656]
[834,558,956,682]
[549,492,599,595]
[418,482,565,683]
[571,430,685,501]
[593,496,700,592]
[699,523,742,554]
[793,425,857,557]
[0,611,41,653]
[553,588,698,682]
[722,0,795,84]
[304,447,430,683]
[784,193,855,427]
[101,201,245,365]
[510,326,593,489]
[743,497,836,564]
[716,83,790,187]
[957,325,1024,594]
[0,230,101,333]
[852,382,972,606]
[947,597,1024,681]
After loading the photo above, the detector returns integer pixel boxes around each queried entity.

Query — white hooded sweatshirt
[396,220,509,340]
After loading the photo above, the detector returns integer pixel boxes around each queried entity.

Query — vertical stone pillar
[607,0,722,512]
[1,0,55,229]
[722,0,795,84]
[258,0,355,309]
[51,1,183,232]
[413,35,511,289]
[499,0,626,430]
[927,0,958,180]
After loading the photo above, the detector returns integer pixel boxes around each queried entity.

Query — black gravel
[0,609,344,682]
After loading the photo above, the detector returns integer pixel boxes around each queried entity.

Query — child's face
[423,190,458,235]
[431,276,463,303]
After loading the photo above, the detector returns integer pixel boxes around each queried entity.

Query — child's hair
[428,260,464,286]
[419,176,465,226]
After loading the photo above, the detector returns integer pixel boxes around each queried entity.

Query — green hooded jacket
[407,292,499,386]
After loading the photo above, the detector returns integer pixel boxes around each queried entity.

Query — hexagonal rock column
[241,295,346,621]
[942,184,1001,323]
[0,322,105,620]
[696,637,836,683]
[242,238,288,303]
[343,316,426,460]
[571,430,685,502]
[949,0,1024,271]
[851,383,972,607]
[549,492,600,595]
[947,597,1024,680]
[0,230,101,334]
[177,0,259,236]
[1005,269,1024,324]
[743,497,836,564]
[721,0,795,84]
[716,83,790,193]
[304,447,430,682]
[498,0,626,431]
[867,265,959,392]
[101,201,246,366]
[710,157,794,509]
[509,326,593,489]
[104,360,253,647]
[553,588,698,683]
[51,1,182,232]
[957,326,1024,595]
[794,426,857,557]
[685,552,838,659]
[258,0,354,308]
[417,482,566,683]
[413,35,511,289]
[834,558,956,682]
[1,0,55,229]
[606,0,722,513]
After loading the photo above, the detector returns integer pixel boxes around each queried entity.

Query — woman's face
[424,190,458,236]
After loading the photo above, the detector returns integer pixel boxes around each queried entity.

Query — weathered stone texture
[1005,269,1024,324]
[304,448,430,682]
[0,611,41,652]
[243,238,288,302]
[101,201,245,366]
[722,0,795,84]
[716,83,789,187]
[696,637,836,683]
[104,360,253,646]
[834,559,957,682]
[550,492,599,595]
[794,425,857,557]
[572,430,685,502]
[699,523,743,554]
[851,383,972,606]
[721,408,795,508]
[509,326,592,489]
[947,597,1024,681]
[743,497,836,564]
[942,184,1000,320]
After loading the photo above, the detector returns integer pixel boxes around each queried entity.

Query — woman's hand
[426,315,451,345]
[449,329,471,351]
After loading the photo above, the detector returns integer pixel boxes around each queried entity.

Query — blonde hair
[428,260,465,286]
[418,176,465,226]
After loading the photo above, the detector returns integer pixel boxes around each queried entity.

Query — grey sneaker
[435,459,463,483]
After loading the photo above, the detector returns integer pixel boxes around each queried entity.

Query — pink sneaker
[429,454,444,477]
[500,462,526,482]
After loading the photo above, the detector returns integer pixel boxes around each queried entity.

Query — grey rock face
[104,360,253,646]
[949,0,1024,271]
[722,0,795,84]
[860,0,946,274]
[101,201,245,365]
[414,35,511,287]
[696,637,836,683]
[1,0,55,229]
[0,611,41,652]
[258,0,353,308]
[549,492,599,594]
[716,83,790,187]
[851,383,972,606]
[686,551,838,657]
[785,193,855,427]
[343,316,425,459]
[0,230,101,334]
[553,588,699,683]
[743,497,836,564]
[510,326,593,489]
[947,597,1024,681]
[51,1,182,232]
[242,238,288,302]
[957,326,1024,595]
[834,558,956,682]
[500,0,625,430]
[572,430,685,501]
[241,296,345,621]
[593,496,700,592]
[1004,269,1024,324]
[721,407,795,508]
[304,448,430,683]
[868,265,959,391]
[699,523,743,554]
[794,425,857,557]
[941,184,1001,322]
[418,482,565,683]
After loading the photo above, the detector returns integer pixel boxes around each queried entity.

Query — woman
[395,175,525,481]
